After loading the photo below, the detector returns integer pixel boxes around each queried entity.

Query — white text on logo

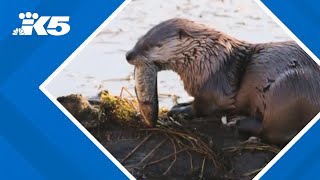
[12,12,70,36]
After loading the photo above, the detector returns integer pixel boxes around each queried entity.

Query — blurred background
[46,0,291,108]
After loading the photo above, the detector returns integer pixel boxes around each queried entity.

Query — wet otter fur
[126,18,320,144]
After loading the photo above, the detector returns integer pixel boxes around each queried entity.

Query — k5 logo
[12,12,70,36]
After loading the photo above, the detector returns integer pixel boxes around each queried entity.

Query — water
[46,0,291,108]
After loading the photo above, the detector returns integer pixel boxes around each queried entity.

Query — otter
[126,18,320,144]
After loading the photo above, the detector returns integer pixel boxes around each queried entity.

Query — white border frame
[39,0,320,179]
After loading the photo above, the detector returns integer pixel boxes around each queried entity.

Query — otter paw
[167,103,194,119]
[225,116,247,127]
[241,136,261,144]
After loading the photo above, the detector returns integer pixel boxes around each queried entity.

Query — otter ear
[178,28,193,39]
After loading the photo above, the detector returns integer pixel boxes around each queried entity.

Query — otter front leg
[167,96,219,118]
[227,116,263,136]
[167,97,214,118]
[167,102,194,119]
[192,96,219,117]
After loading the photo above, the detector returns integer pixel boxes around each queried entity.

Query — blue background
[261,0,320,179]
[0,0,128,179]
[0,0,319,179]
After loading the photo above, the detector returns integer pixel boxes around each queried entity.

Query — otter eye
[156,44,163,48]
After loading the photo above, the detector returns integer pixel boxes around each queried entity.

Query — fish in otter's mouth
[134,65,159,127]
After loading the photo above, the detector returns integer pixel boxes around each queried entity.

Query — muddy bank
[58,92,280,179]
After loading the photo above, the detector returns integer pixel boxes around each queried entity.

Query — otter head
[126,18,235,96]
[126,18,200,69]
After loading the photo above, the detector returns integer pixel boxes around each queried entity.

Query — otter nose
[126,50,136,62]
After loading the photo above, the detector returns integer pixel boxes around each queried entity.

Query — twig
[121,133,153,163]
[162,137,178,175]
[119,86,139,112]
[120,86,135,99]
[186,150,194,170]
[147,148,189,165]
[223,144,280,154]
[199,157,206,180]
[117,135,141,142]
[139,127,223,169]
[137,138,167,166]
[242,167,263,177]
[140,128,198,140]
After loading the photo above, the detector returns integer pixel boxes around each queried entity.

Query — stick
[162,137,178,175]
[138,138,167,166]
[199,157,206,180]
[147,148,189,165]
[121,133,153,163]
